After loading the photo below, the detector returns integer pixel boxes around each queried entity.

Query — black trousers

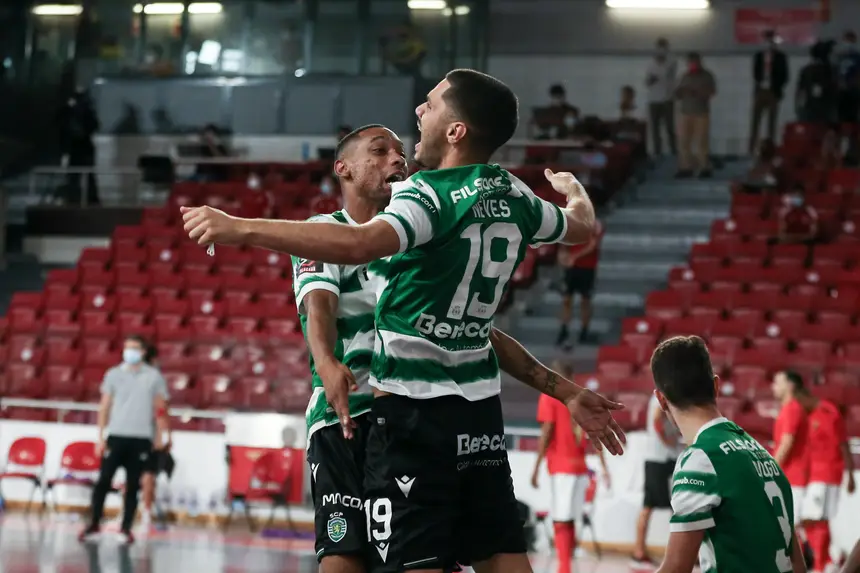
[90,436,152,531]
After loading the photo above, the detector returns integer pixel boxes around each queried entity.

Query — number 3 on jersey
[764,480,794,573]
[447,222,522,320]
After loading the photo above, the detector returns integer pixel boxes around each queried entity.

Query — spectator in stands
[775,186,819,245]
[79,335,169,545]
[675,52,716,179]
[309,174,341,215]
[620,85,636,119]
[530,84,580,139]
[632,391,681,568]
[140,343,173,532]
[531,361,611,573]
[750,30,790,155]
[796,40,837,124]
[771,370,811,526]
[835,30,860,124]
[645,37,677,157]
[794,387,855,573]
[556,219,604,347]
[194,124,229,182]
[815,125,843,171]
[57,87,100,206]
[742,137,782,191]
[239,172,275,219]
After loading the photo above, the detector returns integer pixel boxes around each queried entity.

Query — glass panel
[314,0,357,74]
[29,11,77,83]
[94,0,139,74]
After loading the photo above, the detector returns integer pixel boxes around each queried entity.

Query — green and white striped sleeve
[291,255,342,314]
[373,179,439,253]
[508,172,567,246]
[669,448,722,532]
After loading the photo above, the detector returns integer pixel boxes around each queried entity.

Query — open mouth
[385,173,405,184]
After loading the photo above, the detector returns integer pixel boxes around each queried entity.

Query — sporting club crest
[327,515,347,543]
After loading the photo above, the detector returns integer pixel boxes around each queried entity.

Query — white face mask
[563,114,577,128]
[247,174,261,190]
[321,181,334,195]
[123,348,143,365]
[788,195,804,207]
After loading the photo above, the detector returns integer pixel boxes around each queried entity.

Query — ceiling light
[454,5,470,15]
[188,2,222,14]
[133,2,222,15]
[606,0,709,9]
[408,0,448,10]
[32,4,83,16]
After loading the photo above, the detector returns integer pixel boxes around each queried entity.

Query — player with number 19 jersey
[670,417,797,573]
[363,163,568,572]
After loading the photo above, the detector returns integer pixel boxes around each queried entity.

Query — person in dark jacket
[835,30,860,123]
[796,40,837,124]
[750,30,789,154]
[58,88,100,205]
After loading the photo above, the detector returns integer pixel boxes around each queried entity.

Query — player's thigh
[823,485,840,520]
[455,396,528,565]
[549,473,576,522]
[791,486,806,524]
[364,396,458,573]
[309,418,372,562]
[570,474,590,523]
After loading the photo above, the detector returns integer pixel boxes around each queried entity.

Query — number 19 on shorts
[365,498,393,543]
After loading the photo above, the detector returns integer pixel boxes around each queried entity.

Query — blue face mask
[123,348,143,365]
[789,195,804,207]
[321,181,334,195]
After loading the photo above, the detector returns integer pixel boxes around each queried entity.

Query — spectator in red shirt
[309,174,342,215]
[556,220,603,347]
[796,393,855,573]
[776,187,819,244]
[771,370,811,525]
[531,362,610,573]
[238,172,275,219]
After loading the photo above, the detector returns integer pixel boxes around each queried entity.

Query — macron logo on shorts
[395,475,415,498]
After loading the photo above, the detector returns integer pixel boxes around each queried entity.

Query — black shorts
[308,415,373,563]
[363,394,526,572]
[143,449,168,475]
[838,90,860,123]
[563,267,596,297]
[643,460,675,509]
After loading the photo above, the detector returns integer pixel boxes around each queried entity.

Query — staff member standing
[79,335,168,544]
[140,343,173,532]
[556,219,604,348]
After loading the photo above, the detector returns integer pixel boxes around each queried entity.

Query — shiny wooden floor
[0,515,645,573]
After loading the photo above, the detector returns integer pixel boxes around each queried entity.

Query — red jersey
[537,394,588,475]
[779,205,817,235]
[807,400,846,485]
[567,220,603,269]
[773,398,810,486]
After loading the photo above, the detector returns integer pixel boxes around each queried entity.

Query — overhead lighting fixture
[606,0,709,9]
[443,5,470,15]
[32,4,83,16]
[408,0,448,9]
[133,2,222,15]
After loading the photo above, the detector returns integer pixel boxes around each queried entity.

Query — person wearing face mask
[751,30,790,156]
[675,52,717,179]
[239,172,275,219]
[645,38,677,157]
[309,174,342,215]
[79,335,169,545]
[650,336,807,573]
[533,84,580,139]
[776,186,819,245]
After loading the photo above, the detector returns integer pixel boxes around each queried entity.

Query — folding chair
[44,441,114,512]
[224,449,295,532]
[0,437,47,513]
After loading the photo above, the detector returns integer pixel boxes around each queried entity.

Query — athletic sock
[806,520,831,573]
[553,521,574,573]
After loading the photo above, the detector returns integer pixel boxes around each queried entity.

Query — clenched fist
[181,205,247,247]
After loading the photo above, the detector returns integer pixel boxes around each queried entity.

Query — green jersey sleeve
[506,172,568,246]
[669,448,722,533]
[291,216,343,314]
[372,178,440,253]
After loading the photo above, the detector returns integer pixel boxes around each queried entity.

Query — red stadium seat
[199,374,236,408]
[0,437,47,513]
[596,345,640,378]
[46,366,84,401]
[645,291,683,320]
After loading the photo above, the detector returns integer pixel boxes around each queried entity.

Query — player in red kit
[771,370,811,525]
[531,363,610,573]
[800,394,856,573]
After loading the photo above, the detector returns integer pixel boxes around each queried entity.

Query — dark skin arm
[531,422,554,488]
[490,328,626,455]
[843,537,860,573]
[655,530,704,573]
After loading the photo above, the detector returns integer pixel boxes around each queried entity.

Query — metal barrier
[27,166,144,207]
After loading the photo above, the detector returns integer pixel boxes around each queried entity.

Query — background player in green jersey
[650,335,807,573]
[182,69,625,573]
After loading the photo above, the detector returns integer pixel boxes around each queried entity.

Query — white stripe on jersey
[508,172,569,243]
[368,374,499,401]
[378,329,492,367]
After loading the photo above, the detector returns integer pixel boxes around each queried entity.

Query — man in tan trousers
[675,52,716,179]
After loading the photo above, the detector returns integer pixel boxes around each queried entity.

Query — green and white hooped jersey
[367,164,568,401]
[293,210,377,439]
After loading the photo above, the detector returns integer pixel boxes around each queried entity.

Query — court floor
[0,514,644,573]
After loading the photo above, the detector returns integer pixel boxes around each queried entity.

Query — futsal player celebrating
[183,68,626,573]
[651,336,807,573]
[798,388,855,573]
[531,362,610,573]
[772,370,811,524]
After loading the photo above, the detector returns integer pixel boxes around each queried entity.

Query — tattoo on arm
[492,328,575,402]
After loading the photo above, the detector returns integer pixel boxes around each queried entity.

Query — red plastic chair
[0,437,47,513]
[44,441,106,511]
[225,449,295,531]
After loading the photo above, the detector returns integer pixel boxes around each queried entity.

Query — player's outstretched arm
[655,530,705,573]
[842,537,860,573]
[490,327,626,455]
[180,206,401,265]
[544,169,597,246]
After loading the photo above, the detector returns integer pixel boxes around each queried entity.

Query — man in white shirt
[645,38,677,157]
[632,393,681,568]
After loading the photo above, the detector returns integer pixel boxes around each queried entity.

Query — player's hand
[564,389,626,455]
[848,474,856,495]
[181,205,246,247]
[317,359,359,439]
[544,169,586,200]
[530,466,540,489]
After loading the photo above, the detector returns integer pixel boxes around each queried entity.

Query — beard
[415,130,444,169]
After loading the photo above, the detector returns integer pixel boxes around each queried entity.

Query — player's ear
[447,121,468,145]
[333,159,349,181]
[654,389,669,413]
[713,375,720,397]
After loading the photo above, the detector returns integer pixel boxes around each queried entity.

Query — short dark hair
[144,342,158,365]
[125,334,149,348]
[651,335,716,409]
[656,37,669,49]
[687,51,702,63]
[335,124,386,160]
[782,370,805,390]
[444,69,519,156]
[549,83,566,97]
